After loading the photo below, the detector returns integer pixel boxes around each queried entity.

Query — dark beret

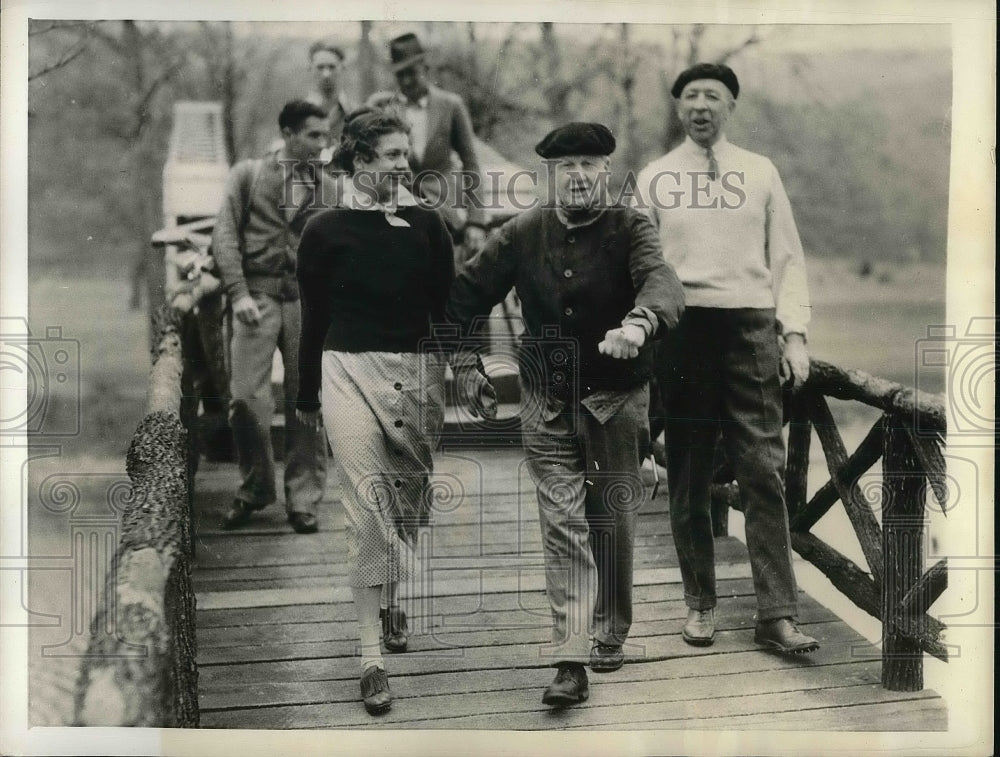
[535,122,616,159]
[671,63,740,99]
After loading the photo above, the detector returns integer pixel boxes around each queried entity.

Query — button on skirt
[319,350,445,586]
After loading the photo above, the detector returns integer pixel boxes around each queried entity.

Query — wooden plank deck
[191,448,946,731]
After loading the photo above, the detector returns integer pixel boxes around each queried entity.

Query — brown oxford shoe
[360,665,392,715]
[590,643,625,673]
[381,607,409,653]
[754,617,820,654]
[542,662,589,707]
[287,511,318,534]
[681,608,716,646]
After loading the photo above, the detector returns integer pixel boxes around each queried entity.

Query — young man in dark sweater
[446,123,685,706]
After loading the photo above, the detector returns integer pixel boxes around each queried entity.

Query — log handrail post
[784,389,812,520]
[881,415,927,691]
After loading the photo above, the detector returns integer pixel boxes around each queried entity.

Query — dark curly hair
[278,99,328,132]
[332,106,411,174]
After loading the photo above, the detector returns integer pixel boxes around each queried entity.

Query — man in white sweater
[636,63,818,654]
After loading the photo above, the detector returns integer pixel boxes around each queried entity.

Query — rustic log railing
[780,359,948,691]
[72,232,216,726]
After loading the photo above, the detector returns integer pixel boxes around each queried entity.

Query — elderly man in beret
[447,122,685,706]
[636,63,818,654]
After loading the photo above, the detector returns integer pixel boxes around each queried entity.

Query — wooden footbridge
[190,445,946,730]
[66,260,951,735]
[66,108,952,731]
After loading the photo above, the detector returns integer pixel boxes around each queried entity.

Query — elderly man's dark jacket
[446,204,685,401]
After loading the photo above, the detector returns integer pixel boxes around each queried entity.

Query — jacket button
[394,419,404,428]
[563,269,573,278]
[394,382,403,390]
[567,236,575,243]
[564,307,574,316]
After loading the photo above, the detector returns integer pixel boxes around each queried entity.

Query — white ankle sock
[358,620,384,672]
[352,585,385,672]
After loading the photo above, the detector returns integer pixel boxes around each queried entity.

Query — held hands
[780,333,810,389]
[232,295,262,327]
[598,324,646,360]
[295,409,321,431]
[455,366,498,420]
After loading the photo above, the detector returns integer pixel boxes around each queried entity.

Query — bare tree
[435,23,542,140]
[358,21,378,100]
[540,23,569,125]
[467,22,480,85]
[197,22,242,163]
[88,21,186,310]
[616,24,640,172]
[28,21,94,81]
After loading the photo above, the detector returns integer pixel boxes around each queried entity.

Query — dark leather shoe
[542,663,589,707]
[360,666,392,715]
[590,643,624,673]
[287,511,318,534]
[221,499,258,530]
[381,607,408,653]
[754,617,820,654]
[682,608,715,646]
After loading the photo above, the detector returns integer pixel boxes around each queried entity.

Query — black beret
[671,63,740,99]
[535,122,616,159]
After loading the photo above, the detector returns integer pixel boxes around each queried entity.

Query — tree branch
[29,34,90,81]
[29,20,92,37]
[126,58,184,140]
[716,27,770,64]
[87,22,128,56]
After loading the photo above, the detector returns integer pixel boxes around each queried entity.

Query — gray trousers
[657,307,798,621]
[229,292,326,514]
[522,386,649,664]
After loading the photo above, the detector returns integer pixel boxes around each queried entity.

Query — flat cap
[671,63,740,99]
[535,122,616,159]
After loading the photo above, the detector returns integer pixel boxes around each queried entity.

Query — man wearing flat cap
[367,32,484,230]
[447,122,685,706]
[636,63,818,654]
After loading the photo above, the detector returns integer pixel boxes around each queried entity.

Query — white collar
[682,134,730,157]
[340,179,418,223]
[397,91,430,109]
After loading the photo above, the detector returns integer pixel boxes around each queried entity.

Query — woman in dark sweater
[295,108,493,715]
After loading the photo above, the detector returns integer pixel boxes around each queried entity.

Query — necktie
[706,147,719,181]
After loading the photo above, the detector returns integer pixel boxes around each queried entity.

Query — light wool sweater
[636,136,811,336]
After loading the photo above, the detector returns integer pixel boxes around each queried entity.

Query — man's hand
[455,366,498,420]
[598,324,646,360]
[295,409,321,431]
[781,333,810,389]
[232,294,262,326]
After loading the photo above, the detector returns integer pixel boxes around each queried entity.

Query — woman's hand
[455,367,498,420]
[232,295,262,327]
